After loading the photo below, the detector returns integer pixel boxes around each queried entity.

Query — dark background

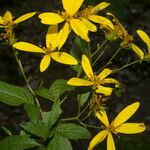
[0,0,150,149]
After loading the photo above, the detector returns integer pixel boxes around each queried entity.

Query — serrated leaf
[36,87,54,101]
[48,79,74,101]
[0,135,40,150]
[48,134,72,150]
[24,103,41,123]
[42,102,62,128]
[56,123,91,140]
[77,92,90,107]
[21,103,62,139]
[0,81,34,106]
[36,80,74,101]
[21,120,49,138]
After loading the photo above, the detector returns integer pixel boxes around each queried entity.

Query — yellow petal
[70,18,90,42]
[130,43,144,60]
[81,55,93,78]
[92,2,110,13]
[40,55,51,72]
[62,0,83,16]
[116,123,146,134]
[46,25,58,49]
[80,18,97,32]
[107,12,126,33]
[13,42,45,53]
[113,102,140,127]
[67,78,94,86]
[96,110,109,126]
[51,52,78,65]
[56,22,71,50]
[39,12,64,25]
[107,132,115,150]
[88,130,108,150]
[98,68,112,80]
[137,29,150,52]
[88,15,114,30]
[0,16,4,25]
[14,12,36,24]
[96,85,113,96]
[102,78,119,86]
[3,11,13,23]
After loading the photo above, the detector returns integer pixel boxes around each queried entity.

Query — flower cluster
[0,0,148,150]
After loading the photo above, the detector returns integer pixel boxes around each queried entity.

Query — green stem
[101,47,122,70]
[113,59,141,73]
[61,117,77,121]
[61,116,100,129]
[80,110,92,121]
[78,120,101,129]
[13,50,42,113]
[90,40,107,58]
[61,104,89,121]
[92,41,111,66]
[77,104,89,118]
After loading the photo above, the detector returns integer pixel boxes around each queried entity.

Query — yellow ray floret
[67,55,119,96]
[88,102,146,150]
[13,25,78,72]
[91,2,110,13]
[0,11,36,28]
[39,0,89,43]
[137,30,150,54]
[62,0,84,16]
[39,1,112,45]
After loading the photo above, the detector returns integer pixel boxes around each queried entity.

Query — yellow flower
[67,55,119,96]
[79,2,114,31]
[0,11,36,28]
[39,0,89,43]
[13,25,78,72]
[103,13,144,60]
[137,29,150,60]
[88,102,146,150]
[39,1,112,45]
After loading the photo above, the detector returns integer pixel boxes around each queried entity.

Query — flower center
[4,20,13,27]
[106,123,116,133]
[78,6,95,18]
[43,46,55,55]
[90,74,103,85]
[61,11,73,22]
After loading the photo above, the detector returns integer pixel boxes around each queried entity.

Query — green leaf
[24,103,41,123]
[0,81,34,106]
[36,87,54,101]
[0,135,40,150]
[56,123,91,140]
[71,64,83,76]
[36,80,74,101]
[48,79,74,101]
[21,120,49,138]
[48,134,72,150]
[38,146,48,150]
[70,36,90,61]
[77,92,90,107]
[42,102,62,128]
[21,103,62,139]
